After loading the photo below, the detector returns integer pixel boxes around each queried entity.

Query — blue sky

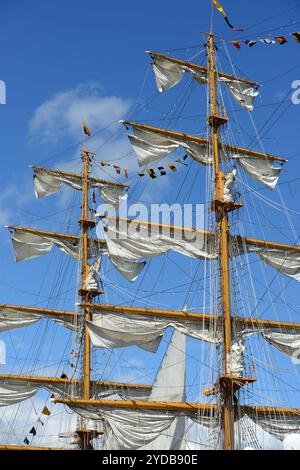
[1,0,300,449]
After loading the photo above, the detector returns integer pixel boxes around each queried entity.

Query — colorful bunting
[259,39,276,45]
[158,166,166,176]
[231,41,241,50]
[42,406,51,416]
[29,427,37,436]
[212,0,243,31]
[147,169,157,179]
[124,168,128,178]
[100,161,110,167]
[168,164,177,172]
[275,36,288,45]
[113,165,121,175]
[292,32,300,43]
[244,40,256,48]
[82,121,91,136]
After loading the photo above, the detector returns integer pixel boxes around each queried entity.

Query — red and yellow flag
[212,0,243,31]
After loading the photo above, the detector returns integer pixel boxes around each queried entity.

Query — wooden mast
[78,145,93,450]
[208,33,234,450]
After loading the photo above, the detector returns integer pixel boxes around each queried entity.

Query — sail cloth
[101,216,217,282]
[87,308,219,352]
[33,168,126,207]
[0,306,77,333]
[9,228,106,263]
[149,55,258,111]
[10,229,80,262]
[0,377,151,407]
[127,125,212,167]
[249,414,300,441]
[236,239,300,282]
[125,124,283,190]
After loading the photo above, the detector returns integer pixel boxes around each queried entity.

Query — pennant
[42,406,51,416]
[146,169,157,179]
[158,166,166,176]
[29,427,37,436]
[260,39,275,45]
[168,164,177,172]
[24,437,30,445]
[37,418,44,426]
[124,168,128,178]
[100,161,110,167]
[291,32,300,43]
[275,36,288,45]
[231,41,241,50]
[113,165,121,175]
[183,155,188,161]
[137,173,145,177]
[82,121,91,136]
[244,40,256,48]
[212,0,243,31]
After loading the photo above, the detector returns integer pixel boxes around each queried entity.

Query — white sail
[125,124,282,190]
[33,167,126,207]
[0,306,77,332]
[150,55,259,111]
[102,216,216,281]
[87,308,218,352]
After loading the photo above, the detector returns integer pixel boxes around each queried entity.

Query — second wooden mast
[208,33,235,450]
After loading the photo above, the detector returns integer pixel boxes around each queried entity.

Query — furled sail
[0,306,77,332]
[101,216,217,282]
[0,377,151,407]
[125,125,211,167]
[149,54,260,111]
[87,307,219,352]
[123,122,284,190]
[249,414,300,441]
[33,167,126,207]
[7,227,106,262]
[236,238,300,282]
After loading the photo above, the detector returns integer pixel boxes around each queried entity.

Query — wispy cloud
[29,82,131,144]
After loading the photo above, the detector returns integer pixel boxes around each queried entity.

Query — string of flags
[97,155,189,179]
[231,32,300,50]
[23,405,52,446]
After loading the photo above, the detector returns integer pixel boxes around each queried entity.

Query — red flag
[231,41,241,50]
[113,165,121,174]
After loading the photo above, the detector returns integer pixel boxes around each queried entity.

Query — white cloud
[29,82,131,144]
[0,182,34,226]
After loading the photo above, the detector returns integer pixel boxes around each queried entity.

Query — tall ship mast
[1,20,300,451]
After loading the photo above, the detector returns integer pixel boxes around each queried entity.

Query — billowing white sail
[8,228,106,263]
[87,308,219,352]
[33,167,126,207]
[150,55,259,111]
[102,216,217,281]
[127,126,211,167]
[125,124,283,190]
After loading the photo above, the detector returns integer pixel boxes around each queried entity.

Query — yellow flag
[82,121,92,136]
[212,0,226,18]
[42,406,51,416]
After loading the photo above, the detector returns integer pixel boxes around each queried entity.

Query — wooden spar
[101,214,214,238]
[0,373,152,391]
[147,51,260,87]
[208,33,234,451]
[55,397,300,418]
[84,302,300,330]
[5,225,107,247]
[3,300,300,332]
[0,304,77,318]
[121,120,286,163]
[32,165,128,188]
[241,236,300,252]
